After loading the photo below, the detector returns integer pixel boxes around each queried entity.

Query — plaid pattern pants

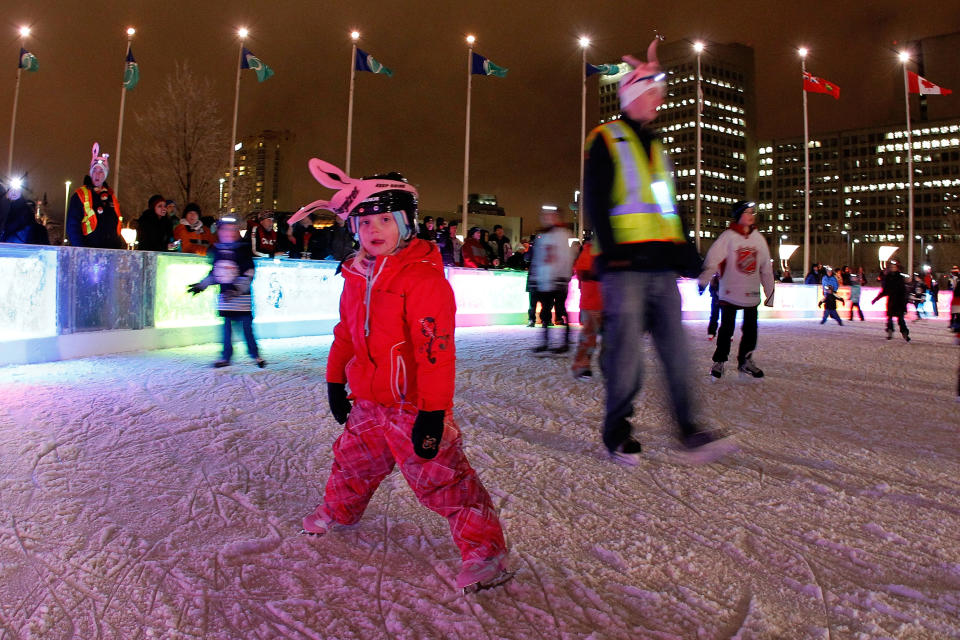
[320,399,506,565]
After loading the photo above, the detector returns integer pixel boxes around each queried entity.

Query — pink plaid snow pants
[320,399,506,565]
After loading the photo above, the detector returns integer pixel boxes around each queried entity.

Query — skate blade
[463,570,516,594]
[673,437,740,466]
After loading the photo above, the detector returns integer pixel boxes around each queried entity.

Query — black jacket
[137,210,173,251]
[874,271,907,314]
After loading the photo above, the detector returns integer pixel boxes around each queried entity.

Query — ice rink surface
[0,317,958,639]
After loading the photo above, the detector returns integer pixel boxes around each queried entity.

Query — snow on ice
[0,318,958,639]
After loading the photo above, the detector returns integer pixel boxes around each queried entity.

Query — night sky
[4,0,960,232]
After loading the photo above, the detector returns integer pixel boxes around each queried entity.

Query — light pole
[853,238,860,268]
[578,36,589,240]
[7,26,30,176]
[64,181,71,218]
[915,234,922,273]
[461,34,476,234]
[799,46,810,276]
[218,177,225,211]
[693,41,704,251]
[345,30,361,175]
[114,27,135,196]
[899,50,915,275]
[227,27,248,212]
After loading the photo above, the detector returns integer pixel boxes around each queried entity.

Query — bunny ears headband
[618,38,664,110]
[287,158,418,225]
[90,142,110,176]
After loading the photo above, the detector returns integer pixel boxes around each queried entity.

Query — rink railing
[0,244,949,365]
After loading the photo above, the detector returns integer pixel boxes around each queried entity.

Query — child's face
[357,212,400,257]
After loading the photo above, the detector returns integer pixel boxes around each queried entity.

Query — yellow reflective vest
[76,186,122,237]
[587,120,685,247]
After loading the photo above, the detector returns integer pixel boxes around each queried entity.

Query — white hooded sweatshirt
[699,223,775,307]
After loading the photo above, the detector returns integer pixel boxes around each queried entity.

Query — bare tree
[124,62,227,221]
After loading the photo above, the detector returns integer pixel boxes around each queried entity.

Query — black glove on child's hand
[187,282,204,295]
[412,410,445,459]
[327,382,351,425]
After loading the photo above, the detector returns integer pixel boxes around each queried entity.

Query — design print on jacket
[419,317,451,364]
[735,247,758,275]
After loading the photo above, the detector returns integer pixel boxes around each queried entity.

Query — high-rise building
[758,119,960,273]
[597,40,756,246]
[229,130,294,213]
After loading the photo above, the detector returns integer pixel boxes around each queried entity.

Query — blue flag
[471,52,507,77]
[241,47,274,82]
[586,63,619,77]
[355,48,393,77]
[123,48,139,90]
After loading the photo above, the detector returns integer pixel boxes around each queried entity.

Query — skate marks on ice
[0,323,958,637]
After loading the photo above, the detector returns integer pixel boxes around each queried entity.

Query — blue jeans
[222,315,260,361]
[600,271,696,450]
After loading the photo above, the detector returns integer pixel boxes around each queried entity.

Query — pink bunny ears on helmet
[90,142,110,176]
[288,158,418,225]
[618,38,665,110]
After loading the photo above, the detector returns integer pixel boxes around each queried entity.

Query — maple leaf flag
[803,71,840,100]
[907,70,952,96]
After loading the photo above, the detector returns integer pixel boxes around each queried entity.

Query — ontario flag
[803,71,840,100]
[907,71,952,96]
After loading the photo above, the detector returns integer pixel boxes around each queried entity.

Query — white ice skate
[300,507,334,537]
[458,555,515,594]
[674,432,739,465]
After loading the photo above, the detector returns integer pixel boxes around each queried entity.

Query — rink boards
[0,244,947,364]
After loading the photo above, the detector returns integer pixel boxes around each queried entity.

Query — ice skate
[213,359,230,368]
[551,344,569,355]
[902,333,911,342]
[255,357,267,368]
[886,329,893,340]
[737,353,764,378]
[608,437,643,466]
[300,507,334,537]
[458,555,514,594]
[532,344,550,354]
[710,361,724,379]
[676,430,739,465]
[573,368,593,381]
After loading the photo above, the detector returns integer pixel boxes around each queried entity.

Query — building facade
[598,40,756,248]
[228,130,295,214]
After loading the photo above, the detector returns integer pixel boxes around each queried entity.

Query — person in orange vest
[250,211,277,257]
[174,203,217,256]
[66,142,124,249]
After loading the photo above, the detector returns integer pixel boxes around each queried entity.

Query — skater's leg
[897,313,909,338]
[385,407,506,568]
[713,304,738,362]
[600,271,647,450]
[572,309,599,374]
[831,310,843,325]
[222,318,234,361]
[527,292,537,326]
[647,272,697,437]
[736,305,759,366]
[320,400,397,526]
[240,315,260,359]
[820,311,829,324]
[707,294,720,336]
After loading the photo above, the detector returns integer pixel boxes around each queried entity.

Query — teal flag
[123,48,139,90]
[18,48,38,72]
[471,52,507,77]
[355,48,393,77]
[241,47,274,82]
[586,63,619,77]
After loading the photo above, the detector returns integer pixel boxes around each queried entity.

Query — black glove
[412,410,445,459]
[187,282,205,295]
[327,382,351,425]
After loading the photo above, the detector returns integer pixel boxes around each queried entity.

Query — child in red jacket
[293,159,510,593]
[572,236,602,379]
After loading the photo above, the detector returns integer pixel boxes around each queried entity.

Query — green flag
[471,52,507,78]
[18,48,38,72]
[123,48,139,90]
[241,47,274,82]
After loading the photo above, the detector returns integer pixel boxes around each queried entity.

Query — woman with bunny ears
[66,143,124,249]
[293,160,510,594]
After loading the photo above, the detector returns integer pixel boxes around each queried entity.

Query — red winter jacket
[326,238,456,412]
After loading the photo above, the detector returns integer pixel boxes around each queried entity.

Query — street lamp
[841,230,852,266]
[577,35,590,239]
[693,41,705,251]
[798,46,811,276]
[64,181,71,218]
[218,177,225,211]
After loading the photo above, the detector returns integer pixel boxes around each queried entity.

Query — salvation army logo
[735,248,757,274]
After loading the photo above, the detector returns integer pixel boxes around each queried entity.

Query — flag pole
[462,36,475,234]
[901,56,915,274]
[114,29,135,196]
[227,30,247,213]
[7,29,29,177]
[694,42,704,252]
[578,39,588,239]
[346,32,359,175]
[800,49,811,275]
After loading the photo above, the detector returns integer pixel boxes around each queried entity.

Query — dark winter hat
[148,194,165,211]
[352,172,419,239]
[730,200,755,222]
[183,202,202,217]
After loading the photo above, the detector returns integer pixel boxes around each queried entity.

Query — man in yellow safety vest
[66,142,124,249]
[584,38,734,465]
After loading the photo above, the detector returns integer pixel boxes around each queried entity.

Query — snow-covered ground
[0,317,958,640]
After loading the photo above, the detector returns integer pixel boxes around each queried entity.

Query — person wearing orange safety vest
[584,39,732,465]
[66,142,124,249]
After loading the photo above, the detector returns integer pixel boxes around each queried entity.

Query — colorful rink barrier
[0,244,950,365]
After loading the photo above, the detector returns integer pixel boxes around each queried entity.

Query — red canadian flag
[907,70,952,96]
[802,71,840,100]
